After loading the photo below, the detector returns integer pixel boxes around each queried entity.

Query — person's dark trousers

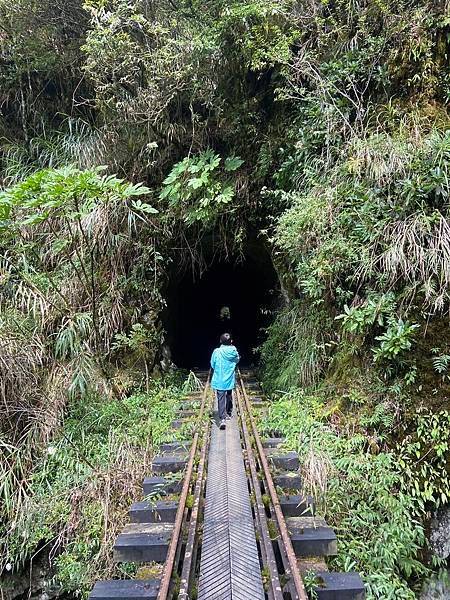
[226,390,233,416]
[216,390,233,420]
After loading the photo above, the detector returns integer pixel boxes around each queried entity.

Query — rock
[160,343,175,372]
[430,507,450,559]
[420,571,450,600]
[0,552,60,600]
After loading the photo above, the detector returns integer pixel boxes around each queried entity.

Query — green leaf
[224,156,244,171]
[131,200,159,214]
[216,185,234,204]
[122,183,152,197]
[188,177,205,190]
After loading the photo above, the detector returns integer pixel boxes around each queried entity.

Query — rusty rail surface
[178,388,212,599]
[157,374,210,600]
[238,371,309,600]
[235,385,284,600]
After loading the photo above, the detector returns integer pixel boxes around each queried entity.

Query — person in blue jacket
[210,333,240,430]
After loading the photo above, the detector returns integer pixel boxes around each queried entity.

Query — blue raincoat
[210,345,240,390]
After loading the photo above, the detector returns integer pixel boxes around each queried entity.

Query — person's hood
[219,344,237,359]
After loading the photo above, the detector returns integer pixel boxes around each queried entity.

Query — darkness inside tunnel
[163,246,280,368]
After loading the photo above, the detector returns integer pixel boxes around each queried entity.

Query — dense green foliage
[260,391,449,598]
[0,0,448,597]
[1,379,186,596]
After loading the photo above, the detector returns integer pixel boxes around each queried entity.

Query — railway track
[89,371,365,600]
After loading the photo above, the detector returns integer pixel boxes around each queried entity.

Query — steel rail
[238,372,309,600]
[235,385,284,600]
[178,384,212,599]
[157,375,210,600]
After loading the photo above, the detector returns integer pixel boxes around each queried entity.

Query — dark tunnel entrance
[164,245,280,368]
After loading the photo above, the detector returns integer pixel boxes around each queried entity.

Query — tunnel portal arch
[163,240,280,368]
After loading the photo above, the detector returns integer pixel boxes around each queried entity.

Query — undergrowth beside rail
[1,377,188,598]
[259,391,449,599]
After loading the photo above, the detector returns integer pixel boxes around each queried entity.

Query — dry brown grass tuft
[347,134,413,185]
[302,441,333,515]
[0,318,45,435]
[362,213,450,312]
[47,435,152,583]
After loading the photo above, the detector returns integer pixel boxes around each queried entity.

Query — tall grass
[1,119,110,187]
[260,301,330,391]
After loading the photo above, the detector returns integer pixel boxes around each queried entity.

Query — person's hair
[220,333,232,345]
